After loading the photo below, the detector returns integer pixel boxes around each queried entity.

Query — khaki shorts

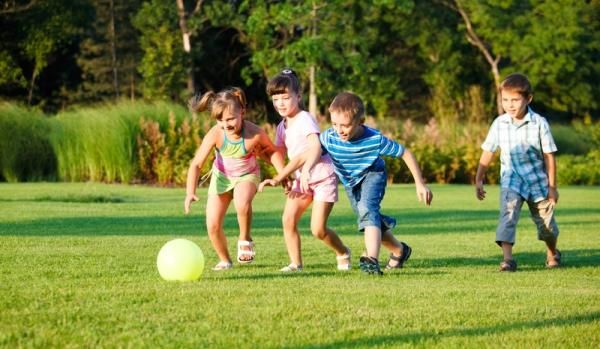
[495,189,559,245]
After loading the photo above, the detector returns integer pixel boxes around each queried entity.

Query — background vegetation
[1,1,599,185]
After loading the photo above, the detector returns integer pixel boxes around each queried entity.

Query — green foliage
[0,103,56,182]
[557,150,600,185]
[137,112,204,186]
[48,100,189,183]
[133,0,187,100]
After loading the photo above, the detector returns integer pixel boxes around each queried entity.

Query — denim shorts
[496,188,559,245]
[344,165,396,233]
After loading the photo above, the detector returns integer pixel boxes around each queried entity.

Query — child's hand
[548,187,559,205]
[280,178,292,194]
[475,182,486,201]
[184,194,199,214]
[300,171,310,192]
[258,179,279,192]
[416,184,433,206]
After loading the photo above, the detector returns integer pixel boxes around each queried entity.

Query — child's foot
[212,261,233,271]
[359,256,383,275]
[499,259,517,272]
[385,242,412,269]
[280,264,303,273]
[336,247,351,271]
[237,240,255,264]
[546,249,561,268]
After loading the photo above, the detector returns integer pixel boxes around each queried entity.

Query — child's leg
[282,193,312,266]
[310,201,348,256]
[232,181,258,261]
[364,226,382,259]
[206,193,233,263]
[497,189,523,260]
[527,199,560,265]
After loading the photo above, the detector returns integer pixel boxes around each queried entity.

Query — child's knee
[310,226,327,240]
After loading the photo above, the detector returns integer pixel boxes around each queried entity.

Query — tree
[133,0,187,100]
[77,0,143,103]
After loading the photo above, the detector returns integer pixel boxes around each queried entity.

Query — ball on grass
[157,239,204,281]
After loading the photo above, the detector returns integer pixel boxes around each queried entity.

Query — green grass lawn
[0,183,598,348]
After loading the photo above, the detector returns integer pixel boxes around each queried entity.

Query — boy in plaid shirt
[475,73,561,272]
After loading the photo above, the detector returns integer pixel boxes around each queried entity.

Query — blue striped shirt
[481,108,557,202]
[320,126,405,187]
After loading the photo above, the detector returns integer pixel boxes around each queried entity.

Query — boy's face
[271,91,300,118]
[501,89,532,120]
[330,111,363,141]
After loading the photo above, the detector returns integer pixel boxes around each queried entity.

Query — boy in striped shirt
[312,92,433,275]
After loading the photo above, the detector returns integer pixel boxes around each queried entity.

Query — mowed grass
[0,183,598,348]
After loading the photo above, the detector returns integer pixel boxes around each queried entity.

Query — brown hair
[499,73,533,98]
[188,87,246,120]
[266,68,301,97]
[328,92,365,123]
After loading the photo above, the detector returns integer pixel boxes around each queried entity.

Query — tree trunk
[27,70,37,105]
[176,0,197,94]
[453,0,503,115]
[109,0,119,98]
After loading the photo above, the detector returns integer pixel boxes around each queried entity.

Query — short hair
[188,87,246,120]
[500,73,532,98]
[328,92,365,123]
[266,68,301,96]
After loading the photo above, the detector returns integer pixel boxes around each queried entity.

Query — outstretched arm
[184,129,216,214]
[401,149,433,205]
[475,150,494,201]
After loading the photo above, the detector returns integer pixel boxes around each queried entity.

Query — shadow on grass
[281,311,600,349]
[414,249,600,269]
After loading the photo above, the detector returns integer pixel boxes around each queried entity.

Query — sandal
[385,242,412,270]
[499,259,517,272]
[237,240,255,264]
[546,249,561,269]
[359,256,383,275]
[212,261,233,271]
[336,247,351,271]
[280,264,303,273]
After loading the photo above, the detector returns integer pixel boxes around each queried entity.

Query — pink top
[275,110,335,183]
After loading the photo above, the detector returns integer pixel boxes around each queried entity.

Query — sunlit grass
[0,183,598,348]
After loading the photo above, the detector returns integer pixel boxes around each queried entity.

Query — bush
[557,150,600,185]
[0,103,57,182]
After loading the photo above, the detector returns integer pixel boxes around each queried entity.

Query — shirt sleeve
[274,121,285,147]
[540,118,558,154]
[319,131,330,154]
[481,119,499,152]
[298,112,320,138]
[379,135,405,158]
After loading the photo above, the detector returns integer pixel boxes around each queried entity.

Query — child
[475,73,560,272]
[315,91,433,275]
[184,87,285,271]
[258,69,351,272]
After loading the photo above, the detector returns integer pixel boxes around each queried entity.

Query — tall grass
[48,100,188,182]
[0,103,56,182]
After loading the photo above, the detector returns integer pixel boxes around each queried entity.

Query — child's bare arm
[299,133,322,191]
[184,129,216,214]
[475,150,494,201]
[543,152,559,204]
[401,148,433,205]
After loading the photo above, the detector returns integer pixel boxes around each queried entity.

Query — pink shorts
[290,174,338,203]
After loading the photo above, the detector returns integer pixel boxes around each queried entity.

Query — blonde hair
[328,92,365,123]
[188,87,246,120]
[500,73,533,99]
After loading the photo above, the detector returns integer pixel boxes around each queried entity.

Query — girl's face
[217,107,244,137]
[501,90,532,120]
[330,111,363,141]
[271,90,300,118]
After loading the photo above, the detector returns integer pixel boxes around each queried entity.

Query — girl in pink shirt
[259,69,350,272]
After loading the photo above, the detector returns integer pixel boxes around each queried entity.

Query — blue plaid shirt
[481,108,557,202]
